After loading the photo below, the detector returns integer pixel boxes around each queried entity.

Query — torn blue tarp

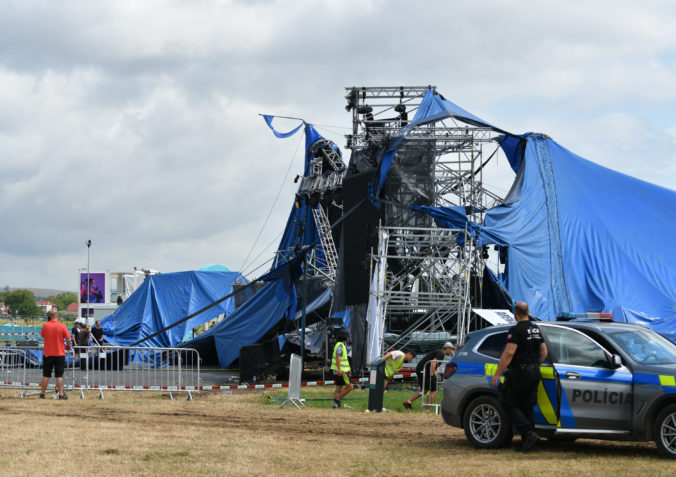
[294,287,332,320]
[262,115,304,138]
[372,89,504,206]
[101,271,245,348]
[271,124,329,272]
[498,133,530,173]
[415,134,676,340]
[331,308,351,330]
[273,196,321,271]
[304,123,325,175]
[412,205,507,246]
[179,271,297,368]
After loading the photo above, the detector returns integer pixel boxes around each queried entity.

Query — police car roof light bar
[556,312,613,321]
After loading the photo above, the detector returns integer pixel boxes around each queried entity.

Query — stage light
[345,88,358,112]
[358,104,373,115]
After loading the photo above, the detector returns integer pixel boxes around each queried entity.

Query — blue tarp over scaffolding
[417,133,676,340]
[178,271,298,368]
[178,122,336,367]
[371,89,504,206]
[105,97,676,366]
[101,271,244,348]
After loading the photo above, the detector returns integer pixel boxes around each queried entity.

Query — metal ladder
[312,206,339,285]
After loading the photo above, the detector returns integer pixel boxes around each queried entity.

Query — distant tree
[46,292,78,312]
[4,289,41,316]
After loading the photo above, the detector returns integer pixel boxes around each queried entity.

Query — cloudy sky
[1,0,674,291]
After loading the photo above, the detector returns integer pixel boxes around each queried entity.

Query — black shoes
[518,431,540,453]
[403,400,413,410]
[58,393,68,400]
[332,399,341,408]
[39,394,45,399]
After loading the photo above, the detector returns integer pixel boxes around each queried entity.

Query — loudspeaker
[239,339,281,382]
[342,169,383,305]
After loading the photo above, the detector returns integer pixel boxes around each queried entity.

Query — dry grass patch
[0,389,672,476]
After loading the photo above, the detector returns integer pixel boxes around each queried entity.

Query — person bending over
[381,349,416,389]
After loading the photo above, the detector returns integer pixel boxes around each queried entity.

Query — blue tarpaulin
[179,271,297,368]
[179,121,336,368]
[271,124,327,270]
[262,115,304,138]
[199,264,231,272]
[372,89,503,205]
[101,271,244,348]
[417,134,676,340]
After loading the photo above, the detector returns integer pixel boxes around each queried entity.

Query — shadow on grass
[536,438,658,459]
[440,435,660,460]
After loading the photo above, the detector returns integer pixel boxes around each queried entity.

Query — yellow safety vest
[331,342,350,372]
[384,354,405,378]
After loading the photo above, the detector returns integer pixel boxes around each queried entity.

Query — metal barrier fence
[279,353,304,409]
[0,345,200,400]
[421,359,445,414]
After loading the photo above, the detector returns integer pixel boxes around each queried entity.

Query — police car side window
[476,332,508,359]
[542,326,610,368]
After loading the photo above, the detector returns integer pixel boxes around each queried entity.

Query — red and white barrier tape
[1,372,419,392]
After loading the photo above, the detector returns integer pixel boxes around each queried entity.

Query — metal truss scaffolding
[370,226,473,355]
[344,86,505,354]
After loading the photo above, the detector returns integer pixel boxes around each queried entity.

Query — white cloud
[0,0,674,289]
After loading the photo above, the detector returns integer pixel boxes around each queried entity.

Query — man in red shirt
[40,310,71,399]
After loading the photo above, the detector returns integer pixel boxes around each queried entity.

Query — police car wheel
[654,404,676,459]
[463,395,512,449]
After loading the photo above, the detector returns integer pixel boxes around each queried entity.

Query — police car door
[540,325,632,432]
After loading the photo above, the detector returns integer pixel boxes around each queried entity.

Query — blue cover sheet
[417,134,676,340]
[372,89,502,205]
[179,271,297,368]
[101,271,244,348]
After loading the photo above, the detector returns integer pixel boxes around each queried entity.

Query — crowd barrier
[421,359,445,414]
[278,353,304,409]
[0,345,200,400]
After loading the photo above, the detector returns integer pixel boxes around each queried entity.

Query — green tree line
[45,292,79,313]
[0,290,78,316]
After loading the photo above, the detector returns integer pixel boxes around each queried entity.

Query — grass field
[264,385,433,411]
[0,386,673,477]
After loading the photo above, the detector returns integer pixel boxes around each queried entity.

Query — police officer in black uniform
[491,301,548,452]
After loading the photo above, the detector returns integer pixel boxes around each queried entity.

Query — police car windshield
[609,328,676,365]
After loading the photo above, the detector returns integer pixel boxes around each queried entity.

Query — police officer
[331,328,353,408]
[490,302,548,452]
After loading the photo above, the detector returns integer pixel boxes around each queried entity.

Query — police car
[441,320,676,458]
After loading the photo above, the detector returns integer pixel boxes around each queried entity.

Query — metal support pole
[86,239,92,322]
[300,253,308,374]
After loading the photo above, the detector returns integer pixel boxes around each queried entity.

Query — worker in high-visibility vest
[331,328,354,408]
[381,349,417,389]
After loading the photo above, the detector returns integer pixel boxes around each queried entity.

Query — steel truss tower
[276,137,346,286]
[344,86,504,353]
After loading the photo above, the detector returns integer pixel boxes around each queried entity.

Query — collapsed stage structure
[102,85,676,375]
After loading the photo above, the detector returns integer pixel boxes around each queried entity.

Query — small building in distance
[36,300,57,313]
